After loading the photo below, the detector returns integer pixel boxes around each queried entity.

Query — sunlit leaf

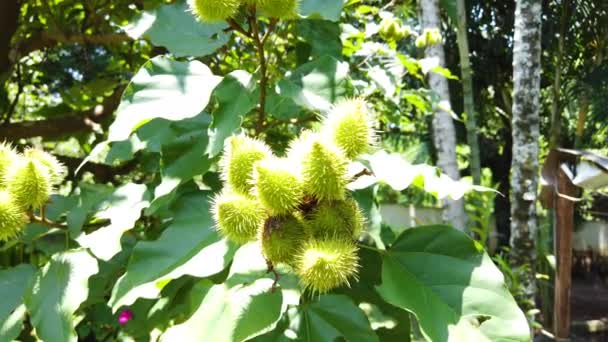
[24,250,99,342]
[377,225,530,342]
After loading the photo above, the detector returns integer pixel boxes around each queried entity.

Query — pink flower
[118,309,134,325]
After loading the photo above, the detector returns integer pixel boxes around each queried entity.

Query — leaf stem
[357,243,386,254]
[226,18,251,38]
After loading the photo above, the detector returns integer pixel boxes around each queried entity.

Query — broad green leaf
[65,183,115,236]
[124,0,230,57]
[110,192,236,310]
[0,264,36,321]
[299,0,344,21]
[108,56,222,141]
[376,225,530,342]
[147,116,212,213]
[162,244,288,342]
[359,151,498,200]
[277,56,352,113]
[24,250,99,342]
[77,183,151,261]
[265,87,304,120]
[162,279,283,342]
[0,264,36,341]
[206,70,256,157]
[295,20,342,58]
[293,295,378,342]
[0,304,26,342]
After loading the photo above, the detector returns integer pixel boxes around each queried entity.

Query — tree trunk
[420,0,467,231]
[510,0,542,314]
[549,0,568,148]
[456,0,481,185]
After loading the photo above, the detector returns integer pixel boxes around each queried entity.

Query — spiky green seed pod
[296,238,359,294]
[322,99,376,160]
[301,141,349,201]
[286,130,319,165]
[305,198,365,239]
[0,191,28,241]
[5,159,52,209]
[221,135,272,195]
[253,157,304,214]
[188,0,241,22]
[212,191,267,244]
[260,214,308,265]
[0,142,19,189]
[257,0,299,19]
[23,149,67,185]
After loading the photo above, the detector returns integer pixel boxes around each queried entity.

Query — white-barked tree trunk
[420,0,467,231]
[510,0,542,309]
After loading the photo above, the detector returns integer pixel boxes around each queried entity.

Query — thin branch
[0,85,124,140]
[3,62,22,125]
[17,32,131,57]
[226,18,252,38]
[250,10,274,135]
[261,18,278,45]
[266,259,280,292]
[29,215,68,229]
[350,168,374,182]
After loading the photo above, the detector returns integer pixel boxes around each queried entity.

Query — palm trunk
[420,0,467,231]
[510,0,542,314]
[456,0,481,185]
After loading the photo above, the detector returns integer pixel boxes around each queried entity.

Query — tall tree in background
[456,0,481,185]
[420,0,467,231]
[510,0,542,310]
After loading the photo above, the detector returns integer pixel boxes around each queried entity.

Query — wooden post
[553,165,577,341]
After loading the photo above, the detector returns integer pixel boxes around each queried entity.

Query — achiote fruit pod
[6,158,52,210]
[0,142,19,189]
[188,0,241,22]
[260,214,308,265]
[24,148,67,185]
[301,141,349,201]
[0,191,28,241]
[253,157,304,215]
[212,191,266,244]
[221,135,272,195]
[305,198,365,239]
[257,0,298,19]
[296,238,359,294]
[322,99,376,160]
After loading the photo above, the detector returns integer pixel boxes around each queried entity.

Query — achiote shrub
[213,99,376,294]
